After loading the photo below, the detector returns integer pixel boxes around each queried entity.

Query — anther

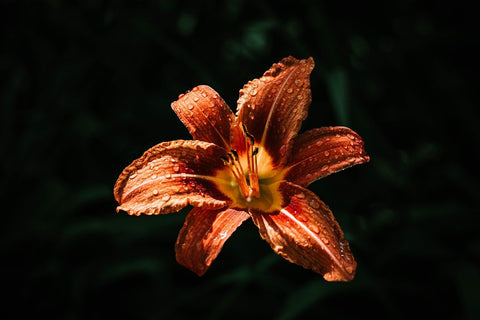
[230,149,239,161]
[220,155,230,165]
[242,124,255,145]
[227,152,235,163]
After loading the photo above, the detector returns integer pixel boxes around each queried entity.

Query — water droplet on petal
[287,88,293,94]
[129,173,137,179]
[178,93,185,99]
[345,266,354,274]
[193,96,199,102]
[153,189,159,196]
[296,192,305,199]
[188,104,194,110]
[296,214,308,222]
[162,194,171,201]
[321,237,330,245]
[219,231,228,240]
[324,151,330,157]
[151,174,157,179]
[321,165,329,171]
[165,173,171,179]
[250,89,257,96]
[173,164,180,172]
[295,79,303,87]
[296,94,302,100]
[201,92,207,98]
[310,224,320,234]
[279,144,287,157]
[310,199,320,209]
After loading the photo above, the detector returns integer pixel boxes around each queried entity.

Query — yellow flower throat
[216,125,283,212]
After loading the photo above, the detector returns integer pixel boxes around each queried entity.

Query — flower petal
[171,85,234,149]
[250,181,356,281]
[285,127,370,187]
[175,207,250,276]
[236,56,314,167]
[114,140,232,216]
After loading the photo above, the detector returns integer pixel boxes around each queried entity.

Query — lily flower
[114,56,369,281]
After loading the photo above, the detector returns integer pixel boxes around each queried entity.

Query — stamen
[222,151,251,200]
[242,124,260,198]
[230,149,239,161]
[220,125,261,202]
[220,155,230,165]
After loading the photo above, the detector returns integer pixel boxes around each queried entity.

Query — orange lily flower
[114,56,369,281]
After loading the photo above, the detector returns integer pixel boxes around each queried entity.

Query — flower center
[221,124,260,202]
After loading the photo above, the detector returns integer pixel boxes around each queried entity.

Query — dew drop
[279,144,287,156]
[287,88,293,94]
[153,189,159,196]
[212,94,218,99]
[294,79,303,87]
[321,237,330,245]
[296,192,305,199]
[201,92,207,98]
[129,173,137,179]
[324,151,330,157]
[296,214,308,222]
[165,173,171,179]
[310,224,320,234]
[173,164,180,172]
[219,231,228,240]
[296,94,302,100]
[310,199,320,209]
[193,96,199,102]
[345,266,354,274]
[178,93,185,99]
[151,174,157,179]
[321,165,329,171]
[250,89,257,96]
[188,104,194,110]
[162,194,171,201]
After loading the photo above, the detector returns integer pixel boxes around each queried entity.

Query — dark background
[2,1,479,319]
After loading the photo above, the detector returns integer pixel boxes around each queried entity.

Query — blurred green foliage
[1,0,479,319]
